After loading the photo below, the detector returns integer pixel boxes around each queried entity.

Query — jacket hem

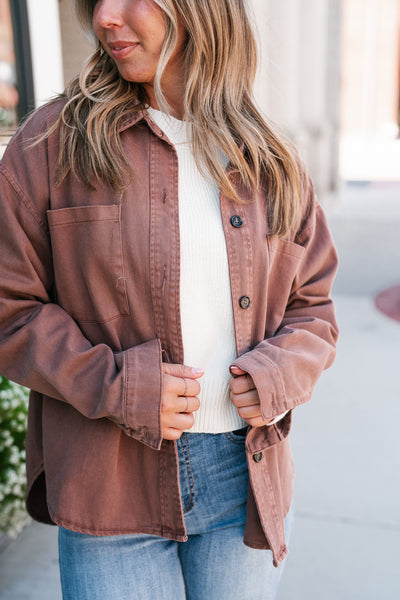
[25,467,54,526]
[48,509,188,541]
[243,538,288,567]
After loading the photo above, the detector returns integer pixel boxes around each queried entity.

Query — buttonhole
[161,265,167,293]
[116,276,127,289]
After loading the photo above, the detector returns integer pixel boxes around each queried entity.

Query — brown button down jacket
[0,101,338,567]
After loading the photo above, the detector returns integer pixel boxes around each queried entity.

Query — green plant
[0,376,30,536]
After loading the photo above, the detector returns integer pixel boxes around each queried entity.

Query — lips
[108,41,138,59]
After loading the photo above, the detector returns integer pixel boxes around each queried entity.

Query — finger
[179,377,198,397]
[162,428,183,441]
[179,395,200,414]
[230,365,247,376]
[229,374,255,394]
[230,389,259,408]
[163,373,201,398]
[162,393,200,414]
[162,411,195,432]
[163,363,205,380]
[243,415,266,428]
[238,409,276,426]
[180,377,188,397]
[181,378,201,397]
[237,403,263,420]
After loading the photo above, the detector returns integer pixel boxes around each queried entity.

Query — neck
[143,75,185,120]
[148,95,184,120]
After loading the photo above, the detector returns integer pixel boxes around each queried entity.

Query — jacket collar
[118,108,250,196]
[119,109,146,132]
[119,108,175,145]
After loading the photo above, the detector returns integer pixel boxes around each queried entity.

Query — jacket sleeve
[232,190,339,423]
[0,162,164,451]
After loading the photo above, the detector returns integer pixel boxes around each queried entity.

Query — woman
[0,0,338,598]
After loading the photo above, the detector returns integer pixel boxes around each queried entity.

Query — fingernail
[230,365,240,373]
[192,368,205,376]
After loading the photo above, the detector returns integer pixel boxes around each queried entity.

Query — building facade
[5,1,399,193]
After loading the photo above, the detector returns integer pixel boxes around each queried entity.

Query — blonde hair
[46,0,303,237]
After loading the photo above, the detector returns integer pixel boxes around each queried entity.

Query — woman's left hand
[229,365,274,427]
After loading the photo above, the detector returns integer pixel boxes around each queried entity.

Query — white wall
[26,0,64,106]
[250,0,343,199]
[58,0,93,85]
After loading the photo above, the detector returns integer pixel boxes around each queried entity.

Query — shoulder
[0,98,68,217]
[1,97,66,177]
[9,96,66,148]
[26,96,67,131]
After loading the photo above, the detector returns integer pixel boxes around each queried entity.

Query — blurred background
[0,0,399,598]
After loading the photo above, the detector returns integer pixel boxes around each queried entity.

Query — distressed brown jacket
[0,101,338,567]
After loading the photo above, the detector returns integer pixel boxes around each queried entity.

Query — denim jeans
[58,430,294,600]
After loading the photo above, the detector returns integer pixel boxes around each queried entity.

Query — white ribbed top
[147,107,246,433]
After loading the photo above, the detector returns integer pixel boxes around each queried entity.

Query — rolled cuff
[116,338,163,450]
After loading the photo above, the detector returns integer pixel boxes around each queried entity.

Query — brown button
[239,296,251,309]
[230,215,243,228]
[253,452,263,463]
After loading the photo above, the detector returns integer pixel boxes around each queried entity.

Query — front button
[239,295,251,309]
[253,452,263,463]
[230,215,243,228]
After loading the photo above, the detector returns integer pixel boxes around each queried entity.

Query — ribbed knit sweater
[147,107,246,433]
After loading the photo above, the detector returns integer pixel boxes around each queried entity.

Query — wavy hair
[45,0,303,237]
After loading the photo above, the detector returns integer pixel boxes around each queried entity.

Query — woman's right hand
[161,363,204,440]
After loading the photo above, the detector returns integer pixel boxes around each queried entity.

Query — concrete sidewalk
[0,521,60,599]
[1,183,399,599]
[278,293,400,600]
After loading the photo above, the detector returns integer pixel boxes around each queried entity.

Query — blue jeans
[58,430,294,600]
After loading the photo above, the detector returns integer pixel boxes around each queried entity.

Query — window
[0,0,34,153]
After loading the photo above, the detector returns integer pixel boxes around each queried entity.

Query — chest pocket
[47,204,130,323]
